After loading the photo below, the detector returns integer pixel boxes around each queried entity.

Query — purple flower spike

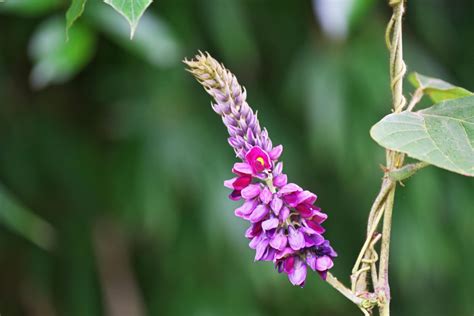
[184,52,336,287]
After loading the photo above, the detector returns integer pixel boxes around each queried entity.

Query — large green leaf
[370,96,474,177]
[104,0,153,39]
[29,16,96,89]
[66,0,87,39]
[408,72,473,103]
[0,184,55,250]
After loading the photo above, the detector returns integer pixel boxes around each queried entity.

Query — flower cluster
[184,52,336,286]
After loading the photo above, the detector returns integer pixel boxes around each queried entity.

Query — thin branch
[326,273,364,306]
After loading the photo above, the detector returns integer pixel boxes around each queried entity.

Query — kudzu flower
[184,52,336,286]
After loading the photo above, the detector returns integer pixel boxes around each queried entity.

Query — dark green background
[0,0,473,315]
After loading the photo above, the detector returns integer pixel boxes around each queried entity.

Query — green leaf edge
[408,72,473,103]
[65,0,88,40]
[103,0,153,39]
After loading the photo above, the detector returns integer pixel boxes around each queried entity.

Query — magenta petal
[229,190,241,201]
[273,162,283,176]
[241,184,261,199]
[249,233,264,249]
[273,174,288,187]
[249,204,270,223]
[318,270,328,280]
[235,199,258,216]
[269,145,283,160]
[275,247,295,260]
[232,162,253,175]
[288,226,305,251]
[283,256,295,273]
[262,248,276,261]
[278,183,302,195]
[270,196,283,215]
[224,177,237,189]
[255,238,269,261]
[306,252,317,271]
[232,175,252,190]
[295,190,317,205]
[315,255,334,271]
[304,233,324,247]
[245,223,262,239]
[295,204,313,218]
[262,218,279,231]
[311,210,328,223]
[259,187,273,204]
[306,220,326,234]
[279,206,290,222]
[245,146,272,173]
[288,258,307,286]
[270,232,287,251]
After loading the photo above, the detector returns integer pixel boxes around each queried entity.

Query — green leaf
[88,2,181,67]
[408,72,473,103]
[103,0,153,39]
[66,0,87,39]
[370,96,474,177]
[29,16,96,89]
[0,183,55,250]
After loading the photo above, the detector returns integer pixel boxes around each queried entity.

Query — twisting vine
[327,1,409,315]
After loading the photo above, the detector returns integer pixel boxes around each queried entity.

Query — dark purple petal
[245,223,262,239]
[261,247,276,261]
[318,271,328,280]
[304,232,325,247]
[229,190,242,201]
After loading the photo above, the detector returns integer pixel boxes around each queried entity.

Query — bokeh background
[0,0,473,315]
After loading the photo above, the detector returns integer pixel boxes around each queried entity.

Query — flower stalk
[184,52,337,287]
[184,0,412,312]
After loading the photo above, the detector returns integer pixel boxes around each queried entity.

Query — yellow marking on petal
[256,157,265,166]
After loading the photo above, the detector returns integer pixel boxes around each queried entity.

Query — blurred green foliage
[0,0,473,315]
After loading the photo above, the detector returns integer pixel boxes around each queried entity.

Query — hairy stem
[378,1,406,315]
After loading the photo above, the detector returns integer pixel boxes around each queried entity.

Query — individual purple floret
[184,52,336,286]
